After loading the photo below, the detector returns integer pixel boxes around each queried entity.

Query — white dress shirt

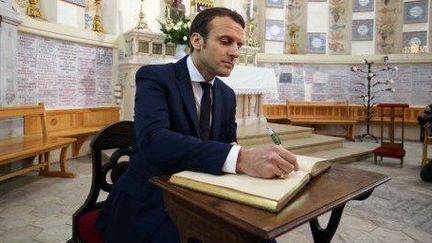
[186,56,240,174]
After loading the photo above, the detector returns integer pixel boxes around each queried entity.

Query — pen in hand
[266,127,282,146]
[266,127,296,178]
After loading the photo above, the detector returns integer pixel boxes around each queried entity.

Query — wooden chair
[422,122,432,167]
[373,103,409,167]
[68,121,134,243]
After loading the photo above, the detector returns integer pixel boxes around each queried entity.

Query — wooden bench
[286,100,357,140]
[0,103,76,182]
[24,106,120,157]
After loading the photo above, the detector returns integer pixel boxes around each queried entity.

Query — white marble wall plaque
[15,33,114,108]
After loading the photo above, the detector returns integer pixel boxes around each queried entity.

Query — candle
[249,0,254,19]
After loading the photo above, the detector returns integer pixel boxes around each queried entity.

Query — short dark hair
[189,7,245,52]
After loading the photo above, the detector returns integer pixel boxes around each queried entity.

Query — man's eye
[221,39,230,44]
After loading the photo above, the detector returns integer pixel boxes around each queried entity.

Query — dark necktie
[199,82,212,141]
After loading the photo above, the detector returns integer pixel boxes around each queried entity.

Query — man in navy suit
[97,7,298,242]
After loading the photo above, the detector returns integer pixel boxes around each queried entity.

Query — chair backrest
[70,120,134,242]
[377,103,409,147]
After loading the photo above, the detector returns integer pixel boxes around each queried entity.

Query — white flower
[183,36,187,41]
[174,25,180,30]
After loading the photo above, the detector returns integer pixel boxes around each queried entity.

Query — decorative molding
[0,3,22,25]
[256,53,432,64]
[18,16,118,48]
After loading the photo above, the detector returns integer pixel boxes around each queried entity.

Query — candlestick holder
[245,17,257,47]
[350,56,398,142]
[136,0,149,31]
[92,0,105,33]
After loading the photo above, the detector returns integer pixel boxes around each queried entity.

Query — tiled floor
[0,141,431,243]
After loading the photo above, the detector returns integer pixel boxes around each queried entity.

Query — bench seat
[286,101,357,140]
[0,103,76,182]
[289,119,357,125]
[24,106,120,157]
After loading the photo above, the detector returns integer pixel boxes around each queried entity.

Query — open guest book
[169,155,331,212]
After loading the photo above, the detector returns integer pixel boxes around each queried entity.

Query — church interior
[0,0,432,242]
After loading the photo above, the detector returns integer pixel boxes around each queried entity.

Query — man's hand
[236,146,298,178]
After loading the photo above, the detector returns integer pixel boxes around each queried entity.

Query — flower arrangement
[158,18,191,45]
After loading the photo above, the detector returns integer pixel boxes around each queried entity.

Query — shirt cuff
[222,145,241,174]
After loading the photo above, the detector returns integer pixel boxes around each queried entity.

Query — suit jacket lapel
[174,56,199,135]
[211,78,223,140]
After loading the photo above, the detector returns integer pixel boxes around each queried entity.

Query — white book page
[295,154,327,173]
[173,170,310,201]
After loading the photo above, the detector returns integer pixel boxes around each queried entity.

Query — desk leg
[309,204,345,243]
[164,193,264,243]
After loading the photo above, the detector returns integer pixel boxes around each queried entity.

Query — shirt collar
[186,56,215,85]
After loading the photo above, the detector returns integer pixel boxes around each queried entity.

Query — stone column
[0,0,23,106]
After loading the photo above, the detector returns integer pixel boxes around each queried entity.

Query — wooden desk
[151,165,390,243]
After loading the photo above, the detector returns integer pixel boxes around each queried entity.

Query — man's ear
[190,33,203,51]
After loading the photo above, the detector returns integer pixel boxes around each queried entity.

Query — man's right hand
[236,146,298,178]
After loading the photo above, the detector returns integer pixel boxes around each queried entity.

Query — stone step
[301,142,374,163]
[236,122,373,164]
[237,122,314,145]
[245,134,345,154]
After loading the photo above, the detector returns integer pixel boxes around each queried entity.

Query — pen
[266,127,282,146]
[266,127,296,178]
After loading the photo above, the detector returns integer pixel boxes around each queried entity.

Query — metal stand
[359,61,378,142]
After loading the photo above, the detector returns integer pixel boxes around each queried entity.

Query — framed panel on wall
[265,20,285,41]
[279,73,292,83]
[266,0,284,8]
[403,31,427,47]
[353,0,374,12]
[308,33,326,54]
[61,0,86,7]
[352,19,374,41]
[404,0,428,24]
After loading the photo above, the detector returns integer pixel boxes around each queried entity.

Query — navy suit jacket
[97,56,238,242]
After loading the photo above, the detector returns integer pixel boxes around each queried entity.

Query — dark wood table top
[151,165,391,239]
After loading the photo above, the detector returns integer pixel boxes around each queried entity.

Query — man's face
[190,16,244,80]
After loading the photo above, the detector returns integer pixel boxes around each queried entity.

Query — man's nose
[228,43,240,58]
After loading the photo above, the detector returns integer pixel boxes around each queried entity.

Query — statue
[169,0,186,23]
[26,0,46,20]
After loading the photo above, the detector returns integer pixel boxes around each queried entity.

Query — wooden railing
[263,103,424,125]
